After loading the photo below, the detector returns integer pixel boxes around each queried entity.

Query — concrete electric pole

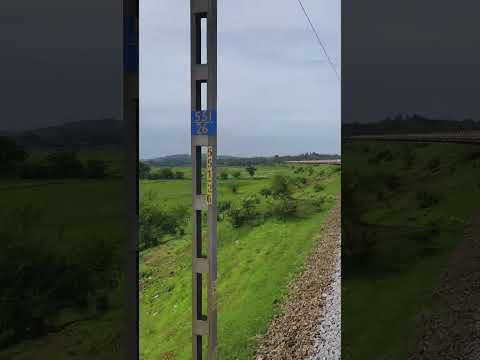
[190,0,217,359]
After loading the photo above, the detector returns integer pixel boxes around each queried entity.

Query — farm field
[342,142,480,360]
[0,176,126,359]
[139,164,341,360]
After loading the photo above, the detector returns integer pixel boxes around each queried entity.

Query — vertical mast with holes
[190,0,217,358]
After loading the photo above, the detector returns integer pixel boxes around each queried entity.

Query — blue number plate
[191,110,217,136]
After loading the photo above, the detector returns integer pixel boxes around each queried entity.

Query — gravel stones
[255,200,341,360]
[409,210,480,360]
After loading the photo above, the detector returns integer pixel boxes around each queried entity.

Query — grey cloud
[140,0,340,158]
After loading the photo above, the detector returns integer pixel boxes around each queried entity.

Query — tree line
[145,152,341,167]
[0,136,113,179]
[139,161,184,180]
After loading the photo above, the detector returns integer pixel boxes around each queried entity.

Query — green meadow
[0,148,126,360]
[342,142,480,360]
[139,164,341,360]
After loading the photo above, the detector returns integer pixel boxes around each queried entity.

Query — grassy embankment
[0,149,125,360]
[342,142,480,360]
[139,164,341,360]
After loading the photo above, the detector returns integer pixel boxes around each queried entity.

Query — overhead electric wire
[295,0,340,81]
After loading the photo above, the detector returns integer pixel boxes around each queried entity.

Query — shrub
[271,174,292,198]
[227,182,239,194]
[227,196,260,227]
[232,171,241,179]
[139,161,151,179]
[260,187,272,198]
[271,197,297,221]
[312,196,326,210]
[298,177,308,186]
[314,183,325,192]
[245,166,257,177]
[174,171,185,179]
[159,168,174,179]
[217,200,232,221]
[219,171,229,180]
[416,190,440,209]
[139,192,188,249]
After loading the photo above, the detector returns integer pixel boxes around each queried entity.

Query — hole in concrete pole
[194,13,207,65]
[195,81,207,111]
[201,82,208,111]
[200,17,207,64]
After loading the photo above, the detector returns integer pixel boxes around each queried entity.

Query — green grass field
[342,142,480,360]
[0,178,126,360]
[139,164,341,360]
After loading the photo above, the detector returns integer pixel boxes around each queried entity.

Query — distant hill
[2,119,123,149]
[145,153,341,167]
[342,114,480,136]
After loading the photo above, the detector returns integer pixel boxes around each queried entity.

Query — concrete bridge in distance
[346,131,480,145]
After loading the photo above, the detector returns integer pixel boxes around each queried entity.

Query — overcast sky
[0,1,122,132]
[343,0,480,124]
[140,0,340,159]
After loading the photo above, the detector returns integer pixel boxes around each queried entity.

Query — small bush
[260,187,272,198]
[314,183,325,192]
[245,166,257,177]
[227,196,260,227]
[271,197,297,221]
[271,174,292,198]
[139,161,151,179]
[219,171,229,180]
[217,200,232,221]
[227,182,239,194]
[174,171,185,179]
[159,168,174,179]
[416,191,440,209]
[232,171,241,179]
[139,192,188,249]
[312,196,326,210]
